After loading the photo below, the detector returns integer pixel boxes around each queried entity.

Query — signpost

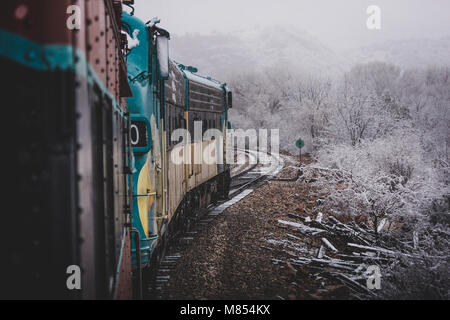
[295,139,305,163]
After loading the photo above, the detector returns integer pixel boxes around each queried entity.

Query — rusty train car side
[0,0,133,299]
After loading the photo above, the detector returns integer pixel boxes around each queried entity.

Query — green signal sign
[295,139,305,149]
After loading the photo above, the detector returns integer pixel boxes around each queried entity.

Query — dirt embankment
[159,155,353,300]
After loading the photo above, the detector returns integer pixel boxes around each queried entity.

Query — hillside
[170,28,450,81]
[169,26,352,80]
[353,37,450,69]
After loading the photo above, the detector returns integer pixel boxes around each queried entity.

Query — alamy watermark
[66,265,81,290]
[367,5,381,30]
[366,265,382,290]
[66,5,81,30]
[168,124,280,166]
[66,5,381,31]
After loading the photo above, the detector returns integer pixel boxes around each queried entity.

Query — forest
[229,62,450,298]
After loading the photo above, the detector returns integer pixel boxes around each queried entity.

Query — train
[0,0,232,299]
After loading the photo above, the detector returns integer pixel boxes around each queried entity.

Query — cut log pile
[263,212,420,299]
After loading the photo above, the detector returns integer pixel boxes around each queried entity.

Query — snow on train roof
[173,61,225,91]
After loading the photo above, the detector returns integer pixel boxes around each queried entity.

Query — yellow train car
[163,60,232,235]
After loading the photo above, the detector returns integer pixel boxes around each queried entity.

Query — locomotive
[0,0,232,299]
[122,9,232,296]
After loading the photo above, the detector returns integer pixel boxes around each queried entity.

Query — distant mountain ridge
[352,37,450,69]
[169,27,450,80]
[169,26,352,80]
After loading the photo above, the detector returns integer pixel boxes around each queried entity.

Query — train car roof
[173,61,225,91]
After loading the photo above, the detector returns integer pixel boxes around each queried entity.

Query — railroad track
[148,149,284,299]
[230,149,284,197]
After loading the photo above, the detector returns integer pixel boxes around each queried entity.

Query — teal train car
[122,8,232,296]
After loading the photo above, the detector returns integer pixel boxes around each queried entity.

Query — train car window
[188,81,225,112]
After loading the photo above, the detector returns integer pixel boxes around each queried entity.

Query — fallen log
[317,245,325,259]
[326,217,374,245]
[286,233,303,242]
[347,243,397,256]
[322,238,338,252]
[336,253,390,262]
[278,219,326,235]
[290,257,360,271]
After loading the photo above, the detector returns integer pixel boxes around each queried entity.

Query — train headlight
[130,116,152,154]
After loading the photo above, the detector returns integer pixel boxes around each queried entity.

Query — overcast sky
[133,0,450,49]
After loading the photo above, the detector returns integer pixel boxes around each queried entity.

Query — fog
[133,0,450,50]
